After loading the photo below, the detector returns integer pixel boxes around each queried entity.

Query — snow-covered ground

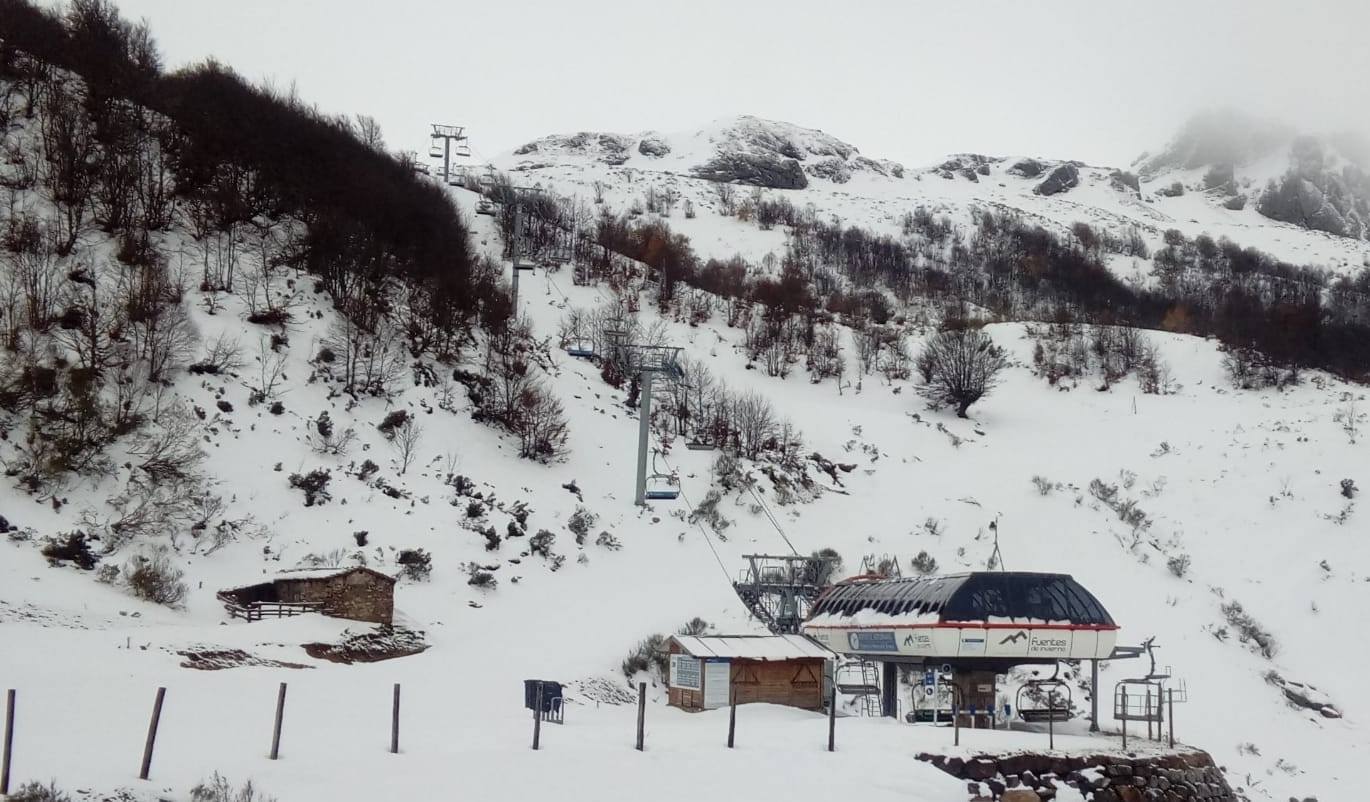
[3,118,1368,802]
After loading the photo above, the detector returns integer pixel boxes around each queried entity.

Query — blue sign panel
[847,631,899,652]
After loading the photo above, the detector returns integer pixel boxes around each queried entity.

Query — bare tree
[353,113,385,152]
[916,328,1010,418]
[392,418,423,475]
[246,337,288,403]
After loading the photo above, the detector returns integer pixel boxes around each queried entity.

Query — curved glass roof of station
[808,572,1116,627]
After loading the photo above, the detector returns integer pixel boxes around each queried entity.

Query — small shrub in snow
[1341,478,1357,499]
[40,532,99,570]
[376,409,410,439]
[268,401,285,415]
[482,526,501,551]
[529,529,556,557]
[466,500,485,518]
[678,617,712,636]
[124,551,188,606]
[288,469,332,506]
[397,549,432,581]
[353,531,369,547]
[568,506,597,542]
[467,565,497,589]
[1167,554,1191,578]
[356,459,380,481]
[1032,476,1055,496]
[806,548,843,584]
[910,550,938,575]
[1221,600,1276,659]
[8,781,71,802]
[191,773,277,802]
[595,531,622,550]
[688,489,732,535]
[621,633,669,678]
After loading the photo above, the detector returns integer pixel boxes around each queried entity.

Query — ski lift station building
[666,634,834,712]
[801,572,1119,723]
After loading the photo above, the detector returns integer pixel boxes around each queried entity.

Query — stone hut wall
[276,570,394,624]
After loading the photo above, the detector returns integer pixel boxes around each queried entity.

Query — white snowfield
[2,117,1367,802]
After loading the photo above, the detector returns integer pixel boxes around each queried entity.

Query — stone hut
[218,567,396,624]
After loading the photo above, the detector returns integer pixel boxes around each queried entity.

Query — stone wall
[277,569,395,624]
[915,748,1239,802]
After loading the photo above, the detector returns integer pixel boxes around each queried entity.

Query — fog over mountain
[81,0,1370,168]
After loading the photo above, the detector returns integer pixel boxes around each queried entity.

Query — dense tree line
[1,0,499,351]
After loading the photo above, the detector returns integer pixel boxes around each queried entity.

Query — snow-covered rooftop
[672,634,832,661]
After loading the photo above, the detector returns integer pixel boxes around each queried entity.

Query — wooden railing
[217,592,323,622]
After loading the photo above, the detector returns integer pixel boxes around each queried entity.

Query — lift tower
[429,124,470,186]
[599,327,683,505]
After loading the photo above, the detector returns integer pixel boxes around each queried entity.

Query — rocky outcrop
[1110,170,1141,194]
[692,153,808,189]
[1009,158,1046,178]
[637,134,670,157]
[918,748,1239,802]
[808,157,852,184]
[1034,163,1080,196]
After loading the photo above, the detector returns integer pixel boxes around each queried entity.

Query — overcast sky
[89,0,1370,169]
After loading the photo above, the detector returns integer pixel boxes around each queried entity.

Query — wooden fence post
[531,682,543,751]
[635,682,646,752]
[1146,688,1153,740]
[1168,689,1175,749]
[270,683,287,760]
[139,687,165,781]
[827,686,837,752]
[2,689,14,795]
[391,683,401,754]
[1121,686,1128,751]
[726,689,737,749]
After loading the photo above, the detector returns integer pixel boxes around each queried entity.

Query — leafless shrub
[124,548,188,606]
[191,772,277,802]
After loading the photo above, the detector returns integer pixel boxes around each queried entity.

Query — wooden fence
[216,593,323,622]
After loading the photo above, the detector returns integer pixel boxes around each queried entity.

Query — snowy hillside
[3,15,1369,802]
[4,176,1367,800]
[495,114,1370,272]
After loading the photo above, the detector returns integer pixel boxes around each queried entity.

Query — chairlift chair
[1016,678,1073,724]
[685,438,716,451]
[644,453,680,501]
[564,340,595,359]
[644,473,680,501]
[476,199,495,216]
[429,145,444,159]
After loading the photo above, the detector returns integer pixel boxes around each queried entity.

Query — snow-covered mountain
[2,23,1368,802]
[496,114,1370,271]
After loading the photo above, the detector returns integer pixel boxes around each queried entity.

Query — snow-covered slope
[3,89,1368,802]
[495,114,1370,272]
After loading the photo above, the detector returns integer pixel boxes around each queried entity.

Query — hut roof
[807,571,1115,627]
[671,634,832,661]
[273,566,397,584]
